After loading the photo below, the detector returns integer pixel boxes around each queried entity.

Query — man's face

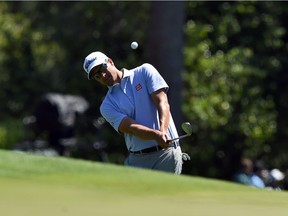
[90,60,114,86]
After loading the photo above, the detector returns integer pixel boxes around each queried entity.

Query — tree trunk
[146,1,185,130]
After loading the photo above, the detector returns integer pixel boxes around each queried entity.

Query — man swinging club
[83,51,189,174]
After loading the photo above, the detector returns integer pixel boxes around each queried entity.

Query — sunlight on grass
[0,150,288,216]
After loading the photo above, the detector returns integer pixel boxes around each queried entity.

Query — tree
[182,1,288,179]
[146,1,186,130]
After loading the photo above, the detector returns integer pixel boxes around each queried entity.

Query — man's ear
[108,58,114,66]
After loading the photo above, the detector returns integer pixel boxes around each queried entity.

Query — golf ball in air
[131,41,138,49]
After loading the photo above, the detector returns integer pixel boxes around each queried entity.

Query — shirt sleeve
[141,63,169,94]
[100,101,126,133]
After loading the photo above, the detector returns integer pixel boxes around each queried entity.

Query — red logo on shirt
[135,83,142,91]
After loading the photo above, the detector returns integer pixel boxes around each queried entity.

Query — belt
[129,145,163,154]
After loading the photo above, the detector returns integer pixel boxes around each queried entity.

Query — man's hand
[154,130,169,149]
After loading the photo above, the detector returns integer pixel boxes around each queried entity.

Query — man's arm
[118,116,168,148]
[151,88,170,135]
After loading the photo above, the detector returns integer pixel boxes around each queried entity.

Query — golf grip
[166,134,190,144]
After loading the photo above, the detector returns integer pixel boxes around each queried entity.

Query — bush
[0,118,24,149]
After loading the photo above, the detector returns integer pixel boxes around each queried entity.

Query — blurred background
[1,1,288,190]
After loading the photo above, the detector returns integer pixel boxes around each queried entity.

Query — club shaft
[167,134,190,143]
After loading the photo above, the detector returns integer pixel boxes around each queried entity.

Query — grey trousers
[124,146,183,174]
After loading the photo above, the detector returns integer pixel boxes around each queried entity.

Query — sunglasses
[92,63,108,79]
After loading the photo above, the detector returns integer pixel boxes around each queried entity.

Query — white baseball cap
[270,169,285,181]
[83,51,108,80]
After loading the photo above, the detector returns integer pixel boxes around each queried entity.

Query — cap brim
[88,72,93,80]
[87,62,101,80]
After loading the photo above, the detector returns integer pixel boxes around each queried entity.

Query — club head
[181,122,192,135]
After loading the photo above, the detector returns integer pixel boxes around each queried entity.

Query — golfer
[83,51,185,174]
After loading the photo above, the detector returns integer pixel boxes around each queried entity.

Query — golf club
[167,122,192,144]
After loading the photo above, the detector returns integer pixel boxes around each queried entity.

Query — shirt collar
[122,68,133,78]
[107,68,132,91]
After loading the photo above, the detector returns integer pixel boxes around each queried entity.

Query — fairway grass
[0,150,287,216]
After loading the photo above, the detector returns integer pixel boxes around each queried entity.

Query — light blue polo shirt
[100,63,179,151]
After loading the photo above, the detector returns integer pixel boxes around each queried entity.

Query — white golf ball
[131,41,138,49]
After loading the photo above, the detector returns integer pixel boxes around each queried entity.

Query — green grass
[0,150,288,216]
